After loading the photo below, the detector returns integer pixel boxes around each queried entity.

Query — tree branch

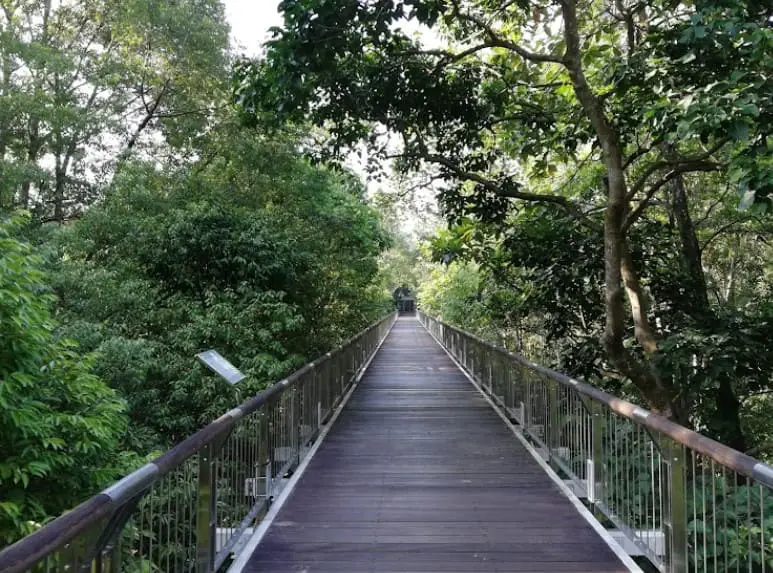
[626,141,728,202]
[417,151,601,230]
[623,161,721,231]
[122,79,170,156]
[695,185,731,227]
[622,137,663,170]
[457,12,565,64]
[700,218,751,251]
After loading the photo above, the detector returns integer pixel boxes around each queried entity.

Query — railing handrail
[0,312,396,572]
[418,310,773,488]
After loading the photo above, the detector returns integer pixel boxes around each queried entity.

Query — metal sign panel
[196,350,246,384]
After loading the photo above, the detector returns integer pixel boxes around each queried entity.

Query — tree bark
[665,146,711,314]
[714,379,747,452]
[667,169,748,451]
[19,117,42,210]
[123,80,169,156]
[560,0,682,421]
[0,4,14,211]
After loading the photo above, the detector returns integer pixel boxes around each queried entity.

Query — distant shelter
[392,286,415,314]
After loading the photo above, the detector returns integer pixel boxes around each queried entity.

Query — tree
[0,0,229,220]
[50,125,391,448]
[0,214,128,544]
[235,0,773,426]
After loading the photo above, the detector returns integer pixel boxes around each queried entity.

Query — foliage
[49,127,390,449]
[0,0,230,219]
[0,0,396,555]
[0,214,129,544]
[236,0,773,434]
[418,261,487,331]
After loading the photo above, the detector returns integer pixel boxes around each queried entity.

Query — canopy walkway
[3,313,773,573]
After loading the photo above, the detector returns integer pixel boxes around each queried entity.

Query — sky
[224,0,282,57]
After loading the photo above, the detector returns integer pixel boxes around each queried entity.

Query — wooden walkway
[242,317,630,572]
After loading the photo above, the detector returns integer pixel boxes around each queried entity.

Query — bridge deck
[241,317,629,572]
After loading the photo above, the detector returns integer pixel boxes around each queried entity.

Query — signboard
[196,350,246,385]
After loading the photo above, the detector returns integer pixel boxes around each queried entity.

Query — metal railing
[419,311,773,573]
[1,312,396,573]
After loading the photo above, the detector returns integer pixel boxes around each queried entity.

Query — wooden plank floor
[243,317,630,572]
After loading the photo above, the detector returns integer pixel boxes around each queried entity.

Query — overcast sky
[225,0,282,57]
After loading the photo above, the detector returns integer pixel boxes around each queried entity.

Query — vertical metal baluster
[612,415,618,517]
[761,484,765,573]
[591,401,603,506]
[233,426,240,542]
[196,443,217,573]
[747,477,752,573]
[622,420,629,530]
[548,379,557,461]
[636,425,642,547]
[735,469,740,573]
[149,483,155,569]
[702,456,707,572]
[711,460,717,573]
[163,473,170,573]
[658,443,665,568]
[139,490,145,567]
[666,439,688,573]
[650,440,655,558]
[174,469,180,573]
[720,466,729,571]
[693,451,698,573]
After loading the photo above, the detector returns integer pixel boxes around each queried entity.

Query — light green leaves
[0,215,128,544]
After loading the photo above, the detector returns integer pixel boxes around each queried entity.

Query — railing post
[486,352,493,393]
[196,442,218,573]
[91,493,144,573]
[505,362,514,417]
[588,401,604,504]
[663,438,688,572]
[264,409,273,503]
[547,379,560,460]
[523,371,531,432]
[293,386,301,467]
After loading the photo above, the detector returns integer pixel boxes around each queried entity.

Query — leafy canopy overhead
[235,0,773,427]
[236,0,773,214]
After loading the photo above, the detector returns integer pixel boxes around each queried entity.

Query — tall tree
[236,0,773,425]
[0,214,128,544]
[51,124,391,447]
[0,0,229,219]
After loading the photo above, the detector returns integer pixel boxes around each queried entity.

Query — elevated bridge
[2,314,772,573]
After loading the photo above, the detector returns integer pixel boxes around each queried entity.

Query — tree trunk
[19,117,43,210]
[665,147,711,314]
[668,170,748,452]
[0,17,12,211]
[53,167,65,221]
[724,250,737,305]
[560,0,682,421]
[715,378,747,453]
